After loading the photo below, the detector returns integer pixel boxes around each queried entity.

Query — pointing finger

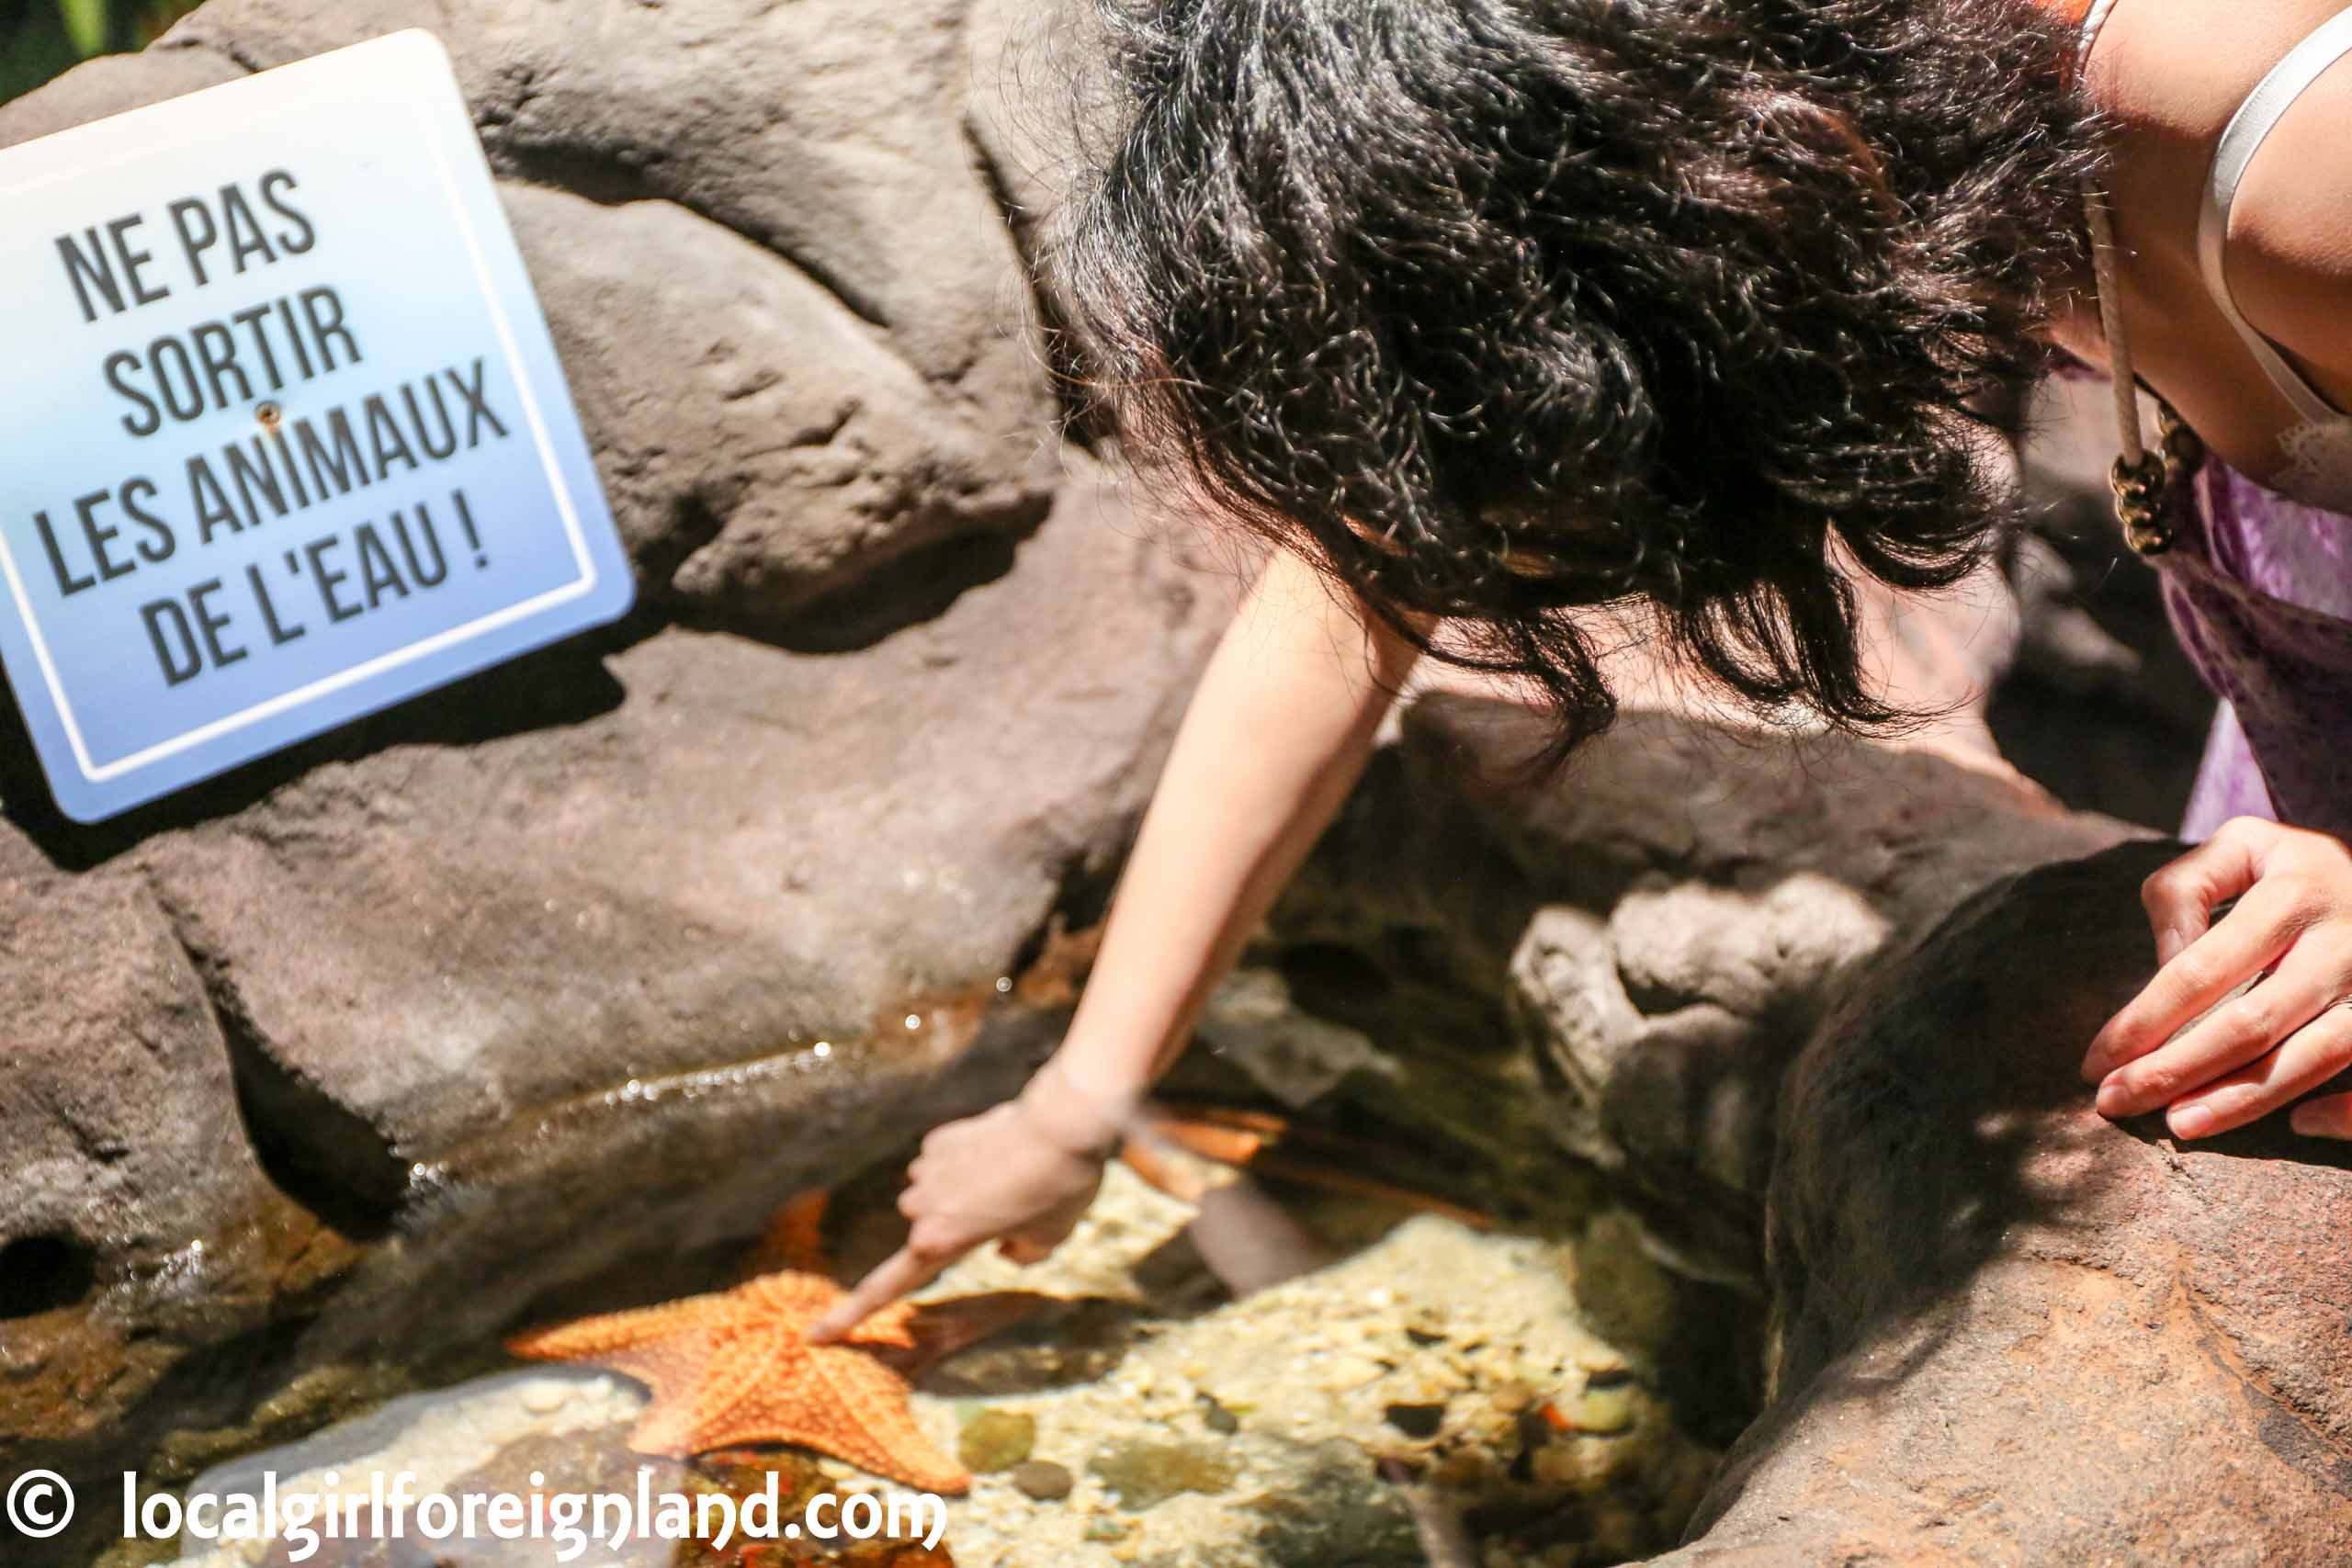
[806,1244,956,1344]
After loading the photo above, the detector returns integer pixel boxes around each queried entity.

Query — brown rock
[1265,695,2133,1278]
[1654,842,2352,1562]
[1010,1458,1074,1502]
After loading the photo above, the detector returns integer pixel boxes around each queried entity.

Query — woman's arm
[810,546,1422,1337]
[1046,545,1427,1109]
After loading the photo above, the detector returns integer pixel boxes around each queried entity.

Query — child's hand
[2083,818,2352,1139]
[805,1062,1125,1342]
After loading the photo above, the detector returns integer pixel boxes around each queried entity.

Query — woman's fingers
[806,1232,963,1344]
[996,1172,1100,1265]
[2082,875,2308,1084]
[2139,819,2267,967]
[2095,934,2340,1118]
[2292,1089,2352,1138]
[2161,1002,2352,1138]
[2077,820,2352,1137]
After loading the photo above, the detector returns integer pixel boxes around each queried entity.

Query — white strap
[2084,178,2146,464]
[2077,0,2130,61]
[2077,0,2145,459]
[2199,7,2352,427]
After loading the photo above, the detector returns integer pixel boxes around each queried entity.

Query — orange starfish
[506,1198,969,1495]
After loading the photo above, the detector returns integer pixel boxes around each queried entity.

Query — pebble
[1382,1401,1446,1440]
[957,1408,1037,1474]
[1010,1460,1074,1502]
[1198,1394,1240,1435]
[1556,1386,1637,1436]
[519,1382,570,1416]
[1532,1444,1583,1488]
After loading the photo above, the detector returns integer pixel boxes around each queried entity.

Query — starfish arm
[505,1268,967,1495]
[842,1297,921,1353]
[775,1348,970,1495]
[506,1292,756,1361]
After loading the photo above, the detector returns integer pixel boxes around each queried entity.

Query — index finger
[2083,879,2304,1082]
[806,1245,954,1344]
[2140,822,2265,965]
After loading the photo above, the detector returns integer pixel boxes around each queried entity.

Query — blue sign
[0,31,633,822]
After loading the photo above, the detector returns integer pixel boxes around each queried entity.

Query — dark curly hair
[1056,0,2099,752]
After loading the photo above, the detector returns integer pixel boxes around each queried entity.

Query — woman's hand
[2083,817,2352,1139]
[808,552,1419,1343]
[805,1060,1128,1342]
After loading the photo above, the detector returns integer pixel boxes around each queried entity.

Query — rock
[1381,1401,1444,1440]
[1241,1438,1419,1568]
[1196,966,1399,1110]
[957,1407,1036,1475]
[0,865,362,1523]
[140,0,1057,627]
[1647,841,2352,1562]
[0,455,1226,1565]
[1555,1386,1638,1438]
[0,12,2306,1567]
[1566,1212,1679,1357]
[1087,1438,1239,1513]
[1257,695,2136,1281]
[1010,1459,1074,1502]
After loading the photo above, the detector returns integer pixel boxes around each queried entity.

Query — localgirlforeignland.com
[117,1468,949,1561]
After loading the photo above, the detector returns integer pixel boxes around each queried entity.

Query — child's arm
[810,545,1421,1337]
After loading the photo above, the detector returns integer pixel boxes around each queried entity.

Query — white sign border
[0,30,600,787]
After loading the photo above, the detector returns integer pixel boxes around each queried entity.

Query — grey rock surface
[7,0,1063,627]
[0,8,1225,1564]
[1259,698,2136,1281]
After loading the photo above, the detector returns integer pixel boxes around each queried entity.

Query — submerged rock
[1009,1460,1072,1502]
[1087,1440,1240,1513]
[1554,1386,1638,1438]
[1241,1439,1418,1567]
[956,1409,1036,1476]
[1198,1395,1242,1436]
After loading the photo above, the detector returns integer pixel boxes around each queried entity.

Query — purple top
[2165,459,2352,842]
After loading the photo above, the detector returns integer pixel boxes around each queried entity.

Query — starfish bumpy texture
[506,1269,970,1494]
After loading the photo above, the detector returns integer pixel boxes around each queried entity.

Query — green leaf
[60,0,110,58]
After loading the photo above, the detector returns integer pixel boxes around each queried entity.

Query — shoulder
[2199,21,2352,381]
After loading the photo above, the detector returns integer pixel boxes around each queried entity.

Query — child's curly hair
[1056,0,2098,752]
